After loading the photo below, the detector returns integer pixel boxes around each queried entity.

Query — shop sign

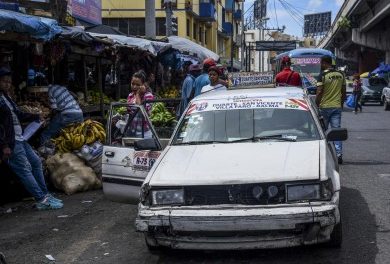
[68,0,102,25]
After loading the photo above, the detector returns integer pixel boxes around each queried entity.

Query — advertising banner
[69,0,101,25]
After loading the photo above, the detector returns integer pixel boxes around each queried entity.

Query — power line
[280,0,304,20]
[273,0,279,29]
[278,0,303,28]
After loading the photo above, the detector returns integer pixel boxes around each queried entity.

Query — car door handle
[105,151,115,158]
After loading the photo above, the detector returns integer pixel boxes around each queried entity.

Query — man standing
[275,56,302,87]
[315,55,346,164]
[40,83,83,146]
[178,63,201,117]
[0,67,63,209]
[193,58,217,97]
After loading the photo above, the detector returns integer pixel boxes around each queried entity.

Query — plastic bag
[346,94,355,108]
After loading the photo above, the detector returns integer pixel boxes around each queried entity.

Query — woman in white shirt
[200,66,227,94]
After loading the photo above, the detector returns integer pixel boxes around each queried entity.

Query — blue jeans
[320,108,342,156]
[8,141,48,201]
[41,112,83,145]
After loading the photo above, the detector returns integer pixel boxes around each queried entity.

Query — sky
[244,0,345,38]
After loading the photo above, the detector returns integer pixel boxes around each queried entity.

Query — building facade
[101,0,244,65]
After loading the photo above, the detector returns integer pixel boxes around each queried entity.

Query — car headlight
[363,89,373,95]
[152,189,184,205]
[287,180,333,202]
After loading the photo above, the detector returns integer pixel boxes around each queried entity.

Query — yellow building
[101,0,244,67]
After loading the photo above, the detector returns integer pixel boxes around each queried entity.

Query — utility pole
[145,0,156,39]
[240,1,245,71]
[230,0,235,71]
[164,0,173,37]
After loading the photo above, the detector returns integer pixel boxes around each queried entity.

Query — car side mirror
[326,128,348,141]
[134,138,159,151]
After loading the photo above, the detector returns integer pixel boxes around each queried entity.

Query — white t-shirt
[200,83,227,94]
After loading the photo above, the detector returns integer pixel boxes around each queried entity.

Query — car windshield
[290,58,321,78]
[291,64,321,77]
[362,78,388,89]
[173,107,320,145]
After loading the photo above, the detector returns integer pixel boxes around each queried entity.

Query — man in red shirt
[275,56,302,87]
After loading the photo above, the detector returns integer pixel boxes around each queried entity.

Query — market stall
[89,33,172,98]
[0,11,111,201]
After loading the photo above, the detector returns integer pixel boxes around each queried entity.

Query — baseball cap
[0,67,11,77]
[208,66,221,75]
[189,64,202,72]
[203,58,217,68]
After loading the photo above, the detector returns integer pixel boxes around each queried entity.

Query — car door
[102,103,163,204]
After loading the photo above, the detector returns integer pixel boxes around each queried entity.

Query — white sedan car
[102,87,347,250]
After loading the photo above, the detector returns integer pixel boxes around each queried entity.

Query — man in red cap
[275,56,302,87]
[192,58,217,97]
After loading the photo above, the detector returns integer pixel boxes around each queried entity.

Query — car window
[109,104,153,146]
[173,108,320,144]
[369,78,387,86]
[363,78,387,87]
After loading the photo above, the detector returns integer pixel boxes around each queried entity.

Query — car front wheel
[327,221,343,248]
[144,233,163,253]
[384,100,390,111]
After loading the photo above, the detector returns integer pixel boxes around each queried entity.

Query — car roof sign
[228,72,275,89]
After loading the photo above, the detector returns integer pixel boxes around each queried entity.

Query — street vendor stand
[89,33,172,98]
[0,10,113,202]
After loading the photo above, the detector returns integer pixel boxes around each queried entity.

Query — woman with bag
[352,74,362,114]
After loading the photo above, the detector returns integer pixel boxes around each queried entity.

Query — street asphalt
[1,104,389,264]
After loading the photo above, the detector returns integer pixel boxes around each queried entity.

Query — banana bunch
[52,119,106,153]
[150,103,176,127]
[158,87,180,99]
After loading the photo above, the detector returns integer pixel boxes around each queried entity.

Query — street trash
[52,228,59,232]
[57,215,69,218]
[104,253,109,256]
[101,242,108,246]
[46,153,102,195]
[45,255,55,261]
[81,200,93,203]
[5,208,12,213]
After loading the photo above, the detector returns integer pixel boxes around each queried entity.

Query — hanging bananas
[52,119,106,153]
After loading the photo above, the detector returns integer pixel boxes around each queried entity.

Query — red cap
[281,56,291,64]
[208,66,221,75]
[203,58,217,68]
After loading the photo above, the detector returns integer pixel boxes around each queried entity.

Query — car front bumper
[361,93,381,102]
[136,193,340,250]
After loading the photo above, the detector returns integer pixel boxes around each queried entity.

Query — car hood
[149,141,321,186]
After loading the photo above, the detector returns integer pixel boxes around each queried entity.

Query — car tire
[0,252,6,264]
[384,100,390,111]
[379,101,384,106]
[327,221,343,248]
[144,233,163,253]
